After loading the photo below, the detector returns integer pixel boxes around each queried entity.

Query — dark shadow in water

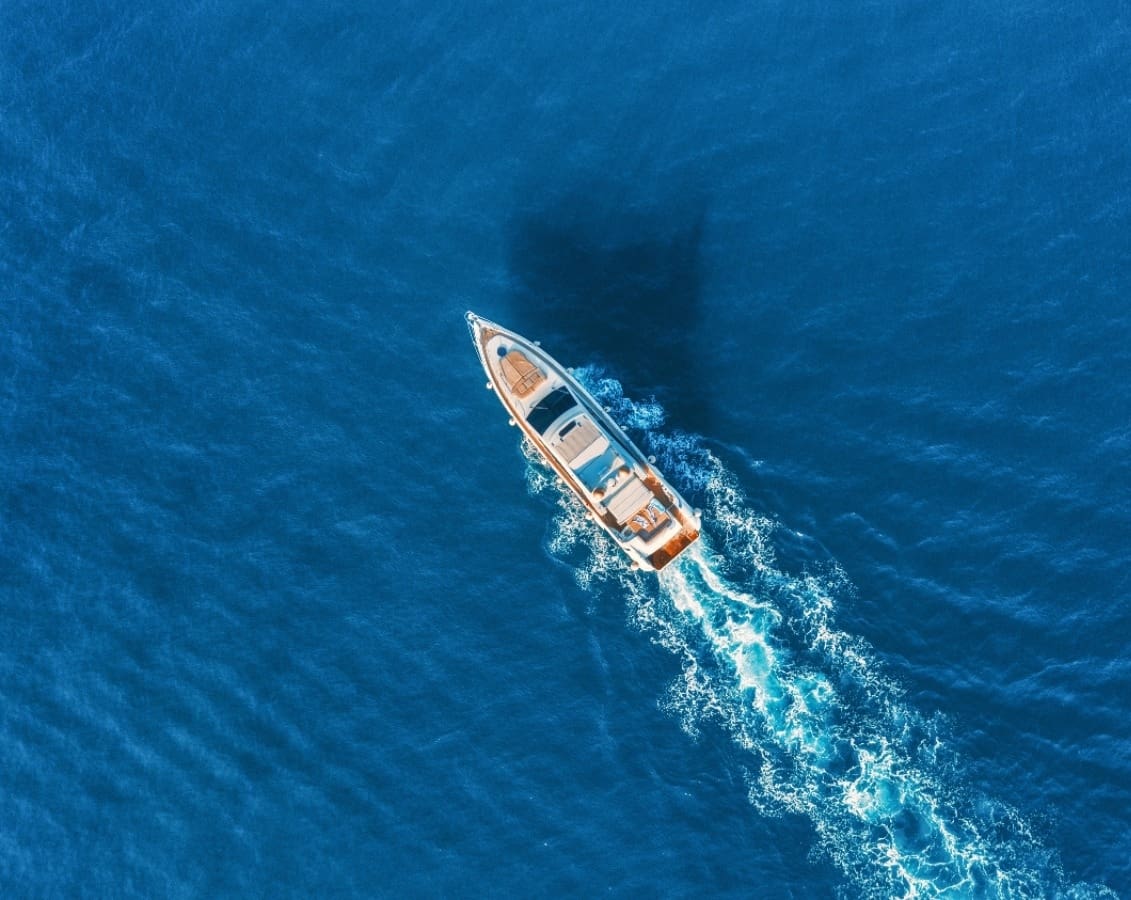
[504,181,711,433]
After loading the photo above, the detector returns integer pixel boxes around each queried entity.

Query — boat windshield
[527,387,578,435]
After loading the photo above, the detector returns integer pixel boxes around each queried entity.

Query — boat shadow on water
[503,183,713,435]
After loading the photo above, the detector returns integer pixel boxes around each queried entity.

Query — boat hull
[467,312,700,571]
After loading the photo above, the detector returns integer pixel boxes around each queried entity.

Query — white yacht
[467,312,700,571]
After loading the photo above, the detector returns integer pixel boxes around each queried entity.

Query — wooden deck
[648,528,700,570]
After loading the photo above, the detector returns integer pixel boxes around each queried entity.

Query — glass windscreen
[526,387,578,434]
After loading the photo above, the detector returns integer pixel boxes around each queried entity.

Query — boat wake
[521,368,1113,900]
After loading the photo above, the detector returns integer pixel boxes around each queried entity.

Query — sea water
[2,0,1128,896]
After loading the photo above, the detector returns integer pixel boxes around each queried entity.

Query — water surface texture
[2,1,1129,897]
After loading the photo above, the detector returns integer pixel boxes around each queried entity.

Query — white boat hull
[467,312,700,572]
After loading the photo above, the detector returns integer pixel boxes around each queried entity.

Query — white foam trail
[519,368,1114,899]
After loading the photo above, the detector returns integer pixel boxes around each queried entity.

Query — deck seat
[556,416,603,464]
[627,501,671,535]
[605,475,654,524]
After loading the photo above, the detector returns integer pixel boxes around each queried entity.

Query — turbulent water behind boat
[3,0,1130,896]
[531,370,1116,898]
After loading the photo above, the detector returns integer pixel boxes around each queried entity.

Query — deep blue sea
[3,1,1130,897]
